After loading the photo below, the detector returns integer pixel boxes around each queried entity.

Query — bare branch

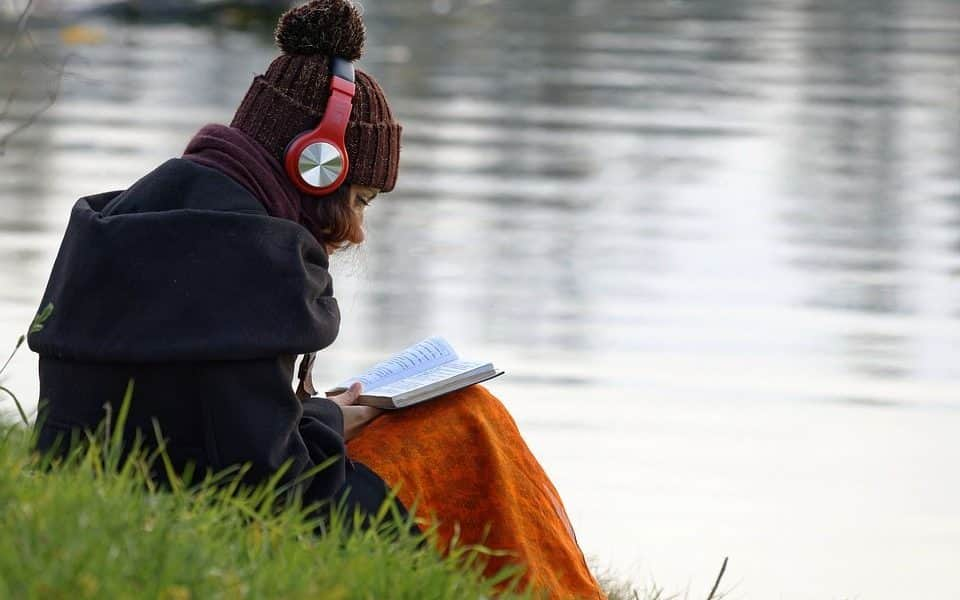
[0,55,68,155]
[1,0,36,59]
[0,0,68,155]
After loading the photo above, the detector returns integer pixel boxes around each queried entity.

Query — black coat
[28,158,398,519]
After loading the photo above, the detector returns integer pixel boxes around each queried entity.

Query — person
[27,1,603,597]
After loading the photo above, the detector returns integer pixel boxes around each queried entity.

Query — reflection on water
[2,1,960,598]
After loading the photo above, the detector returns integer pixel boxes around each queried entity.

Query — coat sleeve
[198,358,348,503]
[298,395,349,498]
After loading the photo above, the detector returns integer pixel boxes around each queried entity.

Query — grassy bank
[0,313,718,599]
[0,308,525,597]
[0,413,729,600]
[0,416,527,599]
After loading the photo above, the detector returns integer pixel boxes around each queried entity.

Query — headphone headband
[283,57,356,196]
[330,56,355,83]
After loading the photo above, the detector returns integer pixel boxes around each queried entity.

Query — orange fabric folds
[346,384,604,599]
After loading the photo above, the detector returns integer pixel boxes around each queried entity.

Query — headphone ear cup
[283,130,309,185]
[283,131,349,196]
[283,57,355,196]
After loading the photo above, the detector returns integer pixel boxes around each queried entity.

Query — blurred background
[2,0,959,597]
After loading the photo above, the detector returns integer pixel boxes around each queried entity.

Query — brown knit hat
[230,0,401,192]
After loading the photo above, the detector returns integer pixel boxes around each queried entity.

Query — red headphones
[283,57,356,196]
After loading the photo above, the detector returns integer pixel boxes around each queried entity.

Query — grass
[0,305,533,599]
[594,563,730,600]
[0,417,729,600]
[0,411,532,599]
[0,306,729,599]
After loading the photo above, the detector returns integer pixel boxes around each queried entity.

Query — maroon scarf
[181,123,327,242]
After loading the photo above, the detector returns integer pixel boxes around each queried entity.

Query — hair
[312,184,363,251]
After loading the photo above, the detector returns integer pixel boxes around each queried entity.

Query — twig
[0,51,69,156]
[1,0,36,58]
[25,28,81,76]
[0,0,70,155]
[0,80,58,154]
[706,557,728,600]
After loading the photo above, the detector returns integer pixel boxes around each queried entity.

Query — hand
[328,382,383,442]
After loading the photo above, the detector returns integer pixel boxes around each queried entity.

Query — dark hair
[312,184,363,250]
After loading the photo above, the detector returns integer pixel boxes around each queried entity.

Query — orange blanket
[346,384,604,599]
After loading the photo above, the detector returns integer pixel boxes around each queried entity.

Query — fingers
[347,381,362,403]
[344,381,363,404]
[331,381,363,407]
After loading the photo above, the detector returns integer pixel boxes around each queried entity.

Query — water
[2,1,960,597]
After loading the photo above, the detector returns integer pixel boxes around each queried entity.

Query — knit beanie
[230,0,401,192]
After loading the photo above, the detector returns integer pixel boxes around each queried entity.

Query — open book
[325,336,504,409]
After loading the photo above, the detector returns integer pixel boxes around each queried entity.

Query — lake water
[2,1,959,598]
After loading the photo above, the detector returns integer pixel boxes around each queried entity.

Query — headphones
[283,56,356,196]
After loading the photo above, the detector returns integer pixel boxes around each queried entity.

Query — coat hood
[29,158,340,362]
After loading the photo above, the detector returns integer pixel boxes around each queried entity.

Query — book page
[369,360,490,398]
[332,336,458,393]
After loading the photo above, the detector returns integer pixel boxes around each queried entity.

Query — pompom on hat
[230,0,401,192]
